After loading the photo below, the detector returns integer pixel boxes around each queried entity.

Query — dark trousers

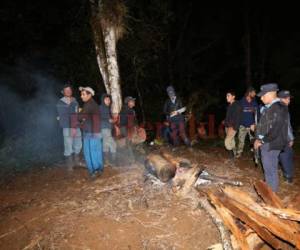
[279,145,294,179]
[169,119,189,146]
[260,143,281,192]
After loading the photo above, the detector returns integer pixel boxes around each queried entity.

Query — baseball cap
[257,83,278,97]
[124,96,136,104]
[278,90,292,98]
[79,86,95,96]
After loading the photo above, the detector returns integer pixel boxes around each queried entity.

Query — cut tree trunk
[206,190,287,249]
[145,153,176,182]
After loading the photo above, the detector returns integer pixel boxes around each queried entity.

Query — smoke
[0,64,63,176]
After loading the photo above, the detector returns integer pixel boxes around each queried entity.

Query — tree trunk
[102,25,122,115]
[90,0,124,115]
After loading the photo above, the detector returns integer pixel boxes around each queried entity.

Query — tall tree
[89,0,126,115]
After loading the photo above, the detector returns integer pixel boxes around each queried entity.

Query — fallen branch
[262,205,300,221]
[0,209,56,240]
[23,236,43,250]
[95,181,140,194]
[198,196,233,250]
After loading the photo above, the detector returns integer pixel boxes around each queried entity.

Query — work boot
[110,153,117,166]
[284,176,293,184]
[184,138,191,147]
[65,156,73,171]
[228,150,235,159]
[103,152,110,166]
[73,154,80,167]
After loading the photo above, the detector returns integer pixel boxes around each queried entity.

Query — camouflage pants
[224,128,237,152]
[237,126,253,155]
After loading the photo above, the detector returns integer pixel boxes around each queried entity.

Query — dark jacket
[224,101,242,131]
[56,97,79,128]
[120,105,136,127]
[163,97,184,122]
[256,100,289,150]
[239,97,258,127]
[99,94,112,129]
[79,98,100,134]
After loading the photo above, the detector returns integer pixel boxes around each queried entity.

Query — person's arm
[232,102,242,131]
[163,100,169,115]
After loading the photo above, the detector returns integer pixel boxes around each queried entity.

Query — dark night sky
[1,0,300,125]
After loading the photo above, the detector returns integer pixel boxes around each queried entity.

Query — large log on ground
[254,180,300,231]
[262,205,300,221]
[254,180,283,208]
[160,150,192,168]
[145,153,176,182]
[207,191,287,249]
[211,188,300,249]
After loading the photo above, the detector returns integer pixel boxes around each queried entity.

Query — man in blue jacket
[236,86,258,158]
[56,84,82,171]
[278,90,294,184]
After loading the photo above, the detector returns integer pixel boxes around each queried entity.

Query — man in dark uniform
[163,86,190,146]
[278,90,295,184]
[254,83,289,192]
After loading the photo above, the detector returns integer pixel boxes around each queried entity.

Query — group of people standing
[224,83,294,192]
[56,84,137,179]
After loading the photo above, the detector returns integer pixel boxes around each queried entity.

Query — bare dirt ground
[0,142,299,250]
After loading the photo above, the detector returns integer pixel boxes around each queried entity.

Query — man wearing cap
[236,86,258,158]
[56,84,82,171]
[79,86,103,179]
[163,86,190,146]
[278,90,294,184]
[254,83,289,192]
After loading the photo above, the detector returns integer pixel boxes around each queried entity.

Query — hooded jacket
[256,100,289,150]
[56,97,79,128]
[99,94,112,129]
[163,87,184,122]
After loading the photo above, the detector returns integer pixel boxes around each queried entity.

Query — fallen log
[145,153,176,182]
[254,180,300,231]
[173,166,202,195]
[160,150,192,168]
[198,197,233,250]
[262,205,300,222]
[254,180,283,208]
[213,203,250,250]
[206,190,287,249]
[214,189,300,249]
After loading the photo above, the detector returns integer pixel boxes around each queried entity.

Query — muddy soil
[0,143,299,250]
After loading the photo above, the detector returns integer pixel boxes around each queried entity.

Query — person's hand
[56,116,60,121]
[227,127,236,136]
[289,141,294,147]
[250,124,256,132]
[254,139,262,150]
[171,111,178,117]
